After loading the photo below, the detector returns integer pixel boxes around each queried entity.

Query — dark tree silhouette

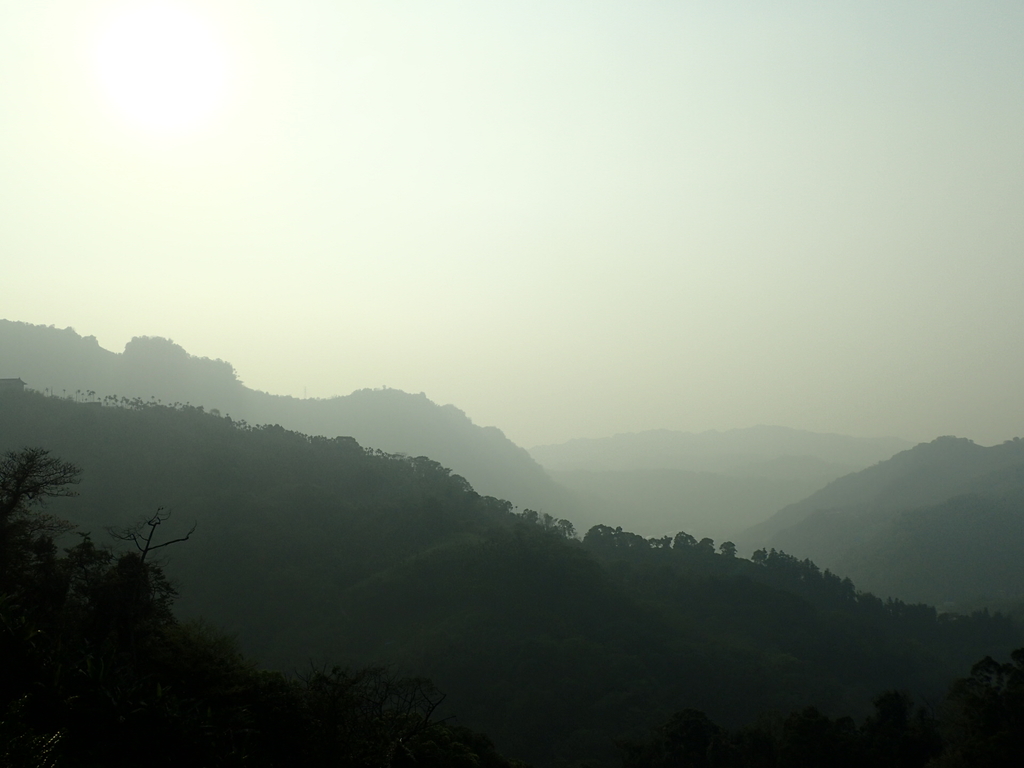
[0,447,79,519]
[107,508,196,564]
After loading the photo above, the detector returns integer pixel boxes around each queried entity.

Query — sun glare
[92,2,231,136]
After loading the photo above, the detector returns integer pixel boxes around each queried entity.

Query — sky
[3,0,1024,448]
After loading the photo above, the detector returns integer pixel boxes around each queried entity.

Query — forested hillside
[739,436,1024,611]
[1,389,1019,766]
[0,446,526,768]
[836,492,1024,610]
[0,319,569,515]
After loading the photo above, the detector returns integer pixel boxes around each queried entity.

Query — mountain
[837,491,1024,610]
[0,390,1017,766]
[0,318,570,515]
[530,426,910,473]
[738,436,1024,610]
[530,426,911,542]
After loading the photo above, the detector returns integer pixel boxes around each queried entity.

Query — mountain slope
[835,491,1024,608]
[0,390,1018,765]
[0,318,568,514]
[737,436,1024,609]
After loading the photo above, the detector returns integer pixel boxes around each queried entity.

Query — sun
[92,1,231,136]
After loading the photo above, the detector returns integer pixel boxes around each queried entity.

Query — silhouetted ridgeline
[4,318,927,544]
[739,436,1024,612]
[0,319,571,515]
[1,389,1020,766]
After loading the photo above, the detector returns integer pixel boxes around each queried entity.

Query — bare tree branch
[107,508,197,563]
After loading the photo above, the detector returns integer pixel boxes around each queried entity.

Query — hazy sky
[3,1,1024,448]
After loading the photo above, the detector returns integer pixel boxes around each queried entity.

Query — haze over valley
[4,1,1024,450]
[2,319,914,543]
[3,318,1020,617]
[3,1,1024,765]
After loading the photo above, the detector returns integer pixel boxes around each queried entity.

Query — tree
[107,508,196,564]
[555,518,577,539]
[0,448,79,593]
[620,708,722,768]
[940,649,1024,767]
[673,531,697,549]
[0,447,79,521]
[301,665,448,767]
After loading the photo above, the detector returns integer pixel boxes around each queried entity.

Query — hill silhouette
[0,389,1018,765]
[6,319,925,542]
[0,319,570,516]
[738,436,1024,610]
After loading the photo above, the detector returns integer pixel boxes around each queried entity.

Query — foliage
[619,650,1024,768]
[0,445,524,768]
[1,394,1021,766]
[935,649,1024,767]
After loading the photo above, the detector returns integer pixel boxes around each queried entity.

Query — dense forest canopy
[2,388,1021,765]
[0,444,526,767]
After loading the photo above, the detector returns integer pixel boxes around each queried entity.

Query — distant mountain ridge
[530,426,912,541]
[740,436,1024,549]
[0,319,568,513]
[3,318,931,543]
[738,435,1024,610]
[530,426,911,473]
